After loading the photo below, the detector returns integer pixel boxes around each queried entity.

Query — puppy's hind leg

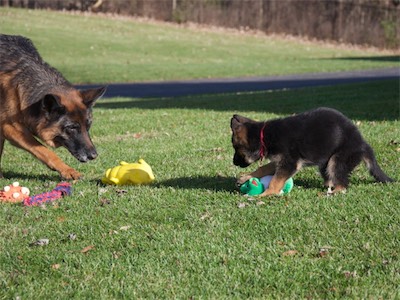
[319,162,332,188]
[327,151,363,194]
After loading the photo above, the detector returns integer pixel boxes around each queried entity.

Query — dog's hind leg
[327,151,363,194]
[319,162,331,188]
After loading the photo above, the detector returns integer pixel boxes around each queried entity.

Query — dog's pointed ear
[80,86,107,108]
[42,94,65,117]
[231,114,252,132]
[231,115,242,132]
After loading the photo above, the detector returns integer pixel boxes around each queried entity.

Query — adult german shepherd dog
[231,107,394,196]
[0,34,106,179]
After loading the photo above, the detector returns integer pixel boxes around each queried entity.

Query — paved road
[77,67,399,98]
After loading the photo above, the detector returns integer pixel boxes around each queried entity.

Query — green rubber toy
[240,175,293,196]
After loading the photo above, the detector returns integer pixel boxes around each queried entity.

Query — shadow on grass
[1,171,60,181]
[155,175,326,192]
[291,178,324,190]
[95,80,399,121]
[155,175,236,193]
[332,55,400,63]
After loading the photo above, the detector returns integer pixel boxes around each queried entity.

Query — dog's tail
[363,144,394,183]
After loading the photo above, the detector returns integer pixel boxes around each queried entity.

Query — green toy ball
[240,175,293,196]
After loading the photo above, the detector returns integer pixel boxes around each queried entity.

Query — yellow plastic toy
[101,159,155,185]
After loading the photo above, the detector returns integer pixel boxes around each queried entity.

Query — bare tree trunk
[258,0,263,30]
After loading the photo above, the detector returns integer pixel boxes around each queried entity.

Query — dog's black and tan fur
[231,108,393,196]
[0,34,106,179]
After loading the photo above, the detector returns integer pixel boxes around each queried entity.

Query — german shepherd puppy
[231,107,394,196]
[0,34,106,179]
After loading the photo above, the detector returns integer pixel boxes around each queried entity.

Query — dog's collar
[259,122,267,161]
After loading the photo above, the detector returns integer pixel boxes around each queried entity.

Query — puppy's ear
[231,114,253,131]
[231,115,243,131]
[80,86,107,108]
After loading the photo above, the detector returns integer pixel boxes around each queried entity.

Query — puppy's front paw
[60,168,82,180]
[236,174,252,187]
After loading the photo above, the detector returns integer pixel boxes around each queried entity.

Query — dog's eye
[65,124,80,134]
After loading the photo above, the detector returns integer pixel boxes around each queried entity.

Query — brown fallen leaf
[318,249,329,257]
[99,198,111,206]
[81,245,95,254]
[282,250,299,257]
[318,245,334,257]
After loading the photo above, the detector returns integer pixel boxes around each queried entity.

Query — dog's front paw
[60,168,82,180]
[236,174,253,187]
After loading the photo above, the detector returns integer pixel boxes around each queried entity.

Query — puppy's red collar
[259,122,267,161]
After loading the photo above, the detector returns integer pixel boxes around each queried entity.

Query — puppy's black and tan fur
[231,108,393,196]
[0,34,106,179]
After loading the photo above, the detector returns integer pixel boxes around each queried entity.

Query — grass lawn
[0,8,399,84]
[0,79,399,299]
[0,7,399,299]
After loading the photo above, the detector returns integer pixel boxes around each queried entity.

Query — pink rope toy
[23,182,72,206]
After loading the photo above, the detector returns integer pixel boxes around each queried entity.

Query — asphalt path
[77,67,399,98]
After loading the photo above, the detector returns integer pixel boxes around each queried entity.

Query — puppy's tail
[363,144,394,183]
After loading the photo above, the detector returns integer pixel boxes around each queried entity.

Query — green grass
[0,80,399,299]
[0,7,399,298]
[0,8,399,84]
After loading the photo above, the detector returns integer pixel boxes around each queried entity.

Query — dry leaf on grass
[318,245,333,257]
[200,212,211,220]
[282,250,299,257]
[318,249,329,257]
[238,202,247,208]
[343,271,357,278]
[81,245,95,254]
[120,225,131,231]
[57,216,66,223]
[99,198,111,206]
